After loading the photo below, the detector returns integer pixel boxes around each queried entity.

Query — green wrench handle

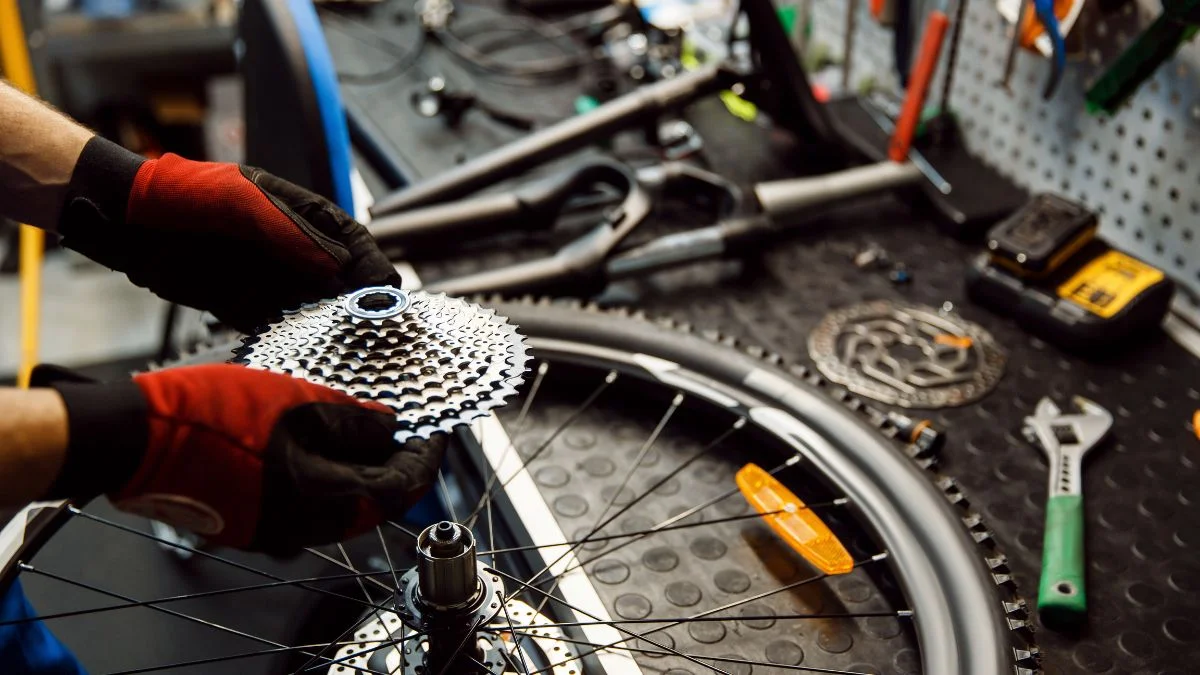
[1038,494,1087,628]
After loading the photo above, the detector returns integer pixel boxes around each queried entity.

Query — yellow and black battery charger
[966,194,1175,355]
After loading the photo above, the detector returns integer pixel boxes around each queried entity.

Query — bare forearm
[0,389,68,507]
[0,80,93,229]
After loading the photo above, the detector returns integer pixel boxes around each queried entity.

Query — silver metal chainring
[232,287,529,442]
[808,300,1006,408]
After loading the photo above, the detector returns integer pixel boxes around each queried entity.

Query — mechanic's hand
[58,137,399,332]
[33,364,445,555]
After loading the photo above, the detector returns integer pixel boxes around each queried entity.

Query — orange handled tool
[888,10,950,162]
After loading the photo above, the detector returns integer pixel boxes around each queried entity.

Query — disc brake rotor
[808,300,1006,408]
[232,287,529,442]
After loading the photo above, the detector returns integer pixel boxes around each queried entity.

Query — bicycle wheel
[0,299,1036,675]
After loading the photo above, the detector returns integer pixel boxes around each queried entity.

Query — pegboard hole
[1165,119,1175,133]
[1142,202,1152,216]
[1149,176,1160,188]
[1191,201,1200,214]
[1162,215,1172,229]
[1135,229,1145,241]
[1176,159,1187,172]
[1169,187,1180,202]
[1143,108,1154,122]
[1084,167,1094,179]
[1109,151,1120,165]
[1171,91,1182,106]
[1176,255,1186,269]
[1061,179,1071,191]
[1066,153,1076,166]
[1156,147,1167,160]
[1135,136,1146,149]
[1116,124,1126,137]
[1115,216,1126,229]
[1155,242,1165,255]
[1121,190,1131,203]
[1129,163,1139,176]
[1184,229,1194,242]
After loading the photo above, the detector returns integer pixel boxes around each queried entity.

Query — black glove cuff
[43,381,149,501]
[58,136,146,235]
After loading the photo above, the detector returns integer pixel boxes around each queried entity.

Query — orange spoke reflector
[934,334,973,349]
[1193,410,1200,441]
[736,463,854,576]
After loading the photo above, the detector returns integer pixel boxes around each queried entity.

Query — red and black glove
[57,137,400,332]
[33,364,446,555]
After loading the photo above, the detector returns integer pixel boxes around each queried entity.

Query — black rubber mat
[335,14,1200,672]
[495,384,915,675]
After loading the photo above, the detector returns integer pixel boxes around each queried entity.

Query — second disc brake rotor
[808,300,1006,408]
[232,286,529,442]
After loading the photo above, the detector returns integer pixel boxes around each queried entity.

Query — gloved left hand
[56,136,400,332]
[32,364,446,555]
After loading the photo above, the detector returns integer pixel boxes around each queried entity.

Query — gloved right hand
[33,364,446,555]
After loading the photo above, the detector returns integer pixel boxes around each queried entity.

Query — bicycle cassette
[232,287,528,442]
[808,300,1005,408]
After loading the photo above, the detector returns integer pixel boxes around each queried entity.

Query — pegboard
[808,0,1200,316]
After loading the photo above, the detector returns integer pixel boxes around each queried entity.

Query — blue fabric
[287,0,356,214]
[0,580,87,675]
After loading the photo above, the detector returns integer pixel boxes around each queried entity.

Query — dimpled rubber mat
[495,389,914,675]
[421,197,1200,673]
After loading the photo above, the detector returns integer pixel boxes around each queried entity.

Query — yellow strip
[0,0,43,388]
[1056,250,1163,319]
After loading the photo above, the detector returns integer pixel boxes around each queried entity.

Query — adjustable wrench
[1022,396,1113,629]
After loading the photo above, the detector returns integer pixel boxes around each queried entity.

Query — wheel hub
[396,522,506,674]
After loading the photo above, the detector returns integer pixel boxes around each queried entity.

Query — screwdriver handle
[1038,494,1087,628]
[888,10,949,162]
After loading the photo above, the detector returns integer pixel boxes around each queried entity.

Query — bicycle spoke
[19,563,387,674]
[299,633,422,673]
[526,455,809,619]
[377,527,404,597]
[70,507,398,616]
[488,609,909,629]
[433,616,486,675]
[386,520,422,540]
[485,495,497,567]
[497,589,534,675]
[305,547,394,596]
[463,361,549,528]
[294,545,395,673]
[465,369,617,527]
[487,568,732,675]
[508,553,889,674]
[438,470,459,522]
[0,568,404,627]
[525,393,684,588]
[103,639,394,675]
[500,631,872,675]
[479,506,837,556]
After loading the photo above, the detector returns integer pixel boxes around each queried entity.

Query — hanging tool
[1022,396,1113,630]
[842,0,860,92]
[1032,0,1066,99]
[1086,0,1200,115]
[888,4,950,162]
[736,463,853,575]
[937,0,970,113]
[998,0,1030,91]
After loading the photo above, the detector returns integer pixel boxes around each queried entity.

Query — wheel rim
[0,302,1021,675]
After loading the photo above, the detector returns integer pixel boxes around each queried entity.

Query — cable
[319,7,427,84]
[430,5,590,82]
